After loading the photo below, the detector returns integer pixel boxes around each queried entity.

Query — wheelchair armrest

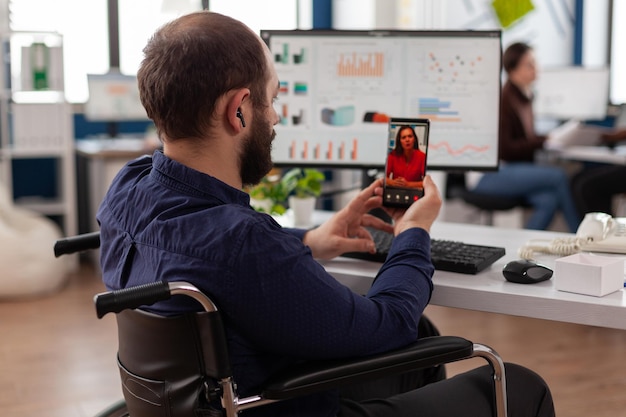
[262,335,473,400]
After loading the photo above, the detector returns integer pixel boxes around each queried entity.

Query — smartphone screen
[383,118,430,208]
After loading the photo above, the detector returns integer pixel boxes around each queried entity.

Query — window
[118,0,204,74]
[9,0,109,103]
[209,0,299,35]
[9,0,302,103]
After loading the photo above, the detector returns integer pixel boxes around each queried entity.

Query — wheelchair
[55,232,508,417]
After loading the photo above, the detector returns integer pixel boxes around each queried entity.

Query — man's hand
[302,179,393,260]
[601,129,626,145]
[386,175,442,235]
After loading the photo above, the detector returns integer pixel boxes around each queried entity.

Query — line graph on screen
[427,140,495,166]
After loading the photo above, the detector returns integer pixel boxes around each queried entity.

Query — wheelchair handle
[95,281,171,318]
[95,281,218,318]
[54,231,101,257]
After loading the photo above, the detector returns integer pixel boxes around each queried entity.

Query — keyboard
[341,229,506,274]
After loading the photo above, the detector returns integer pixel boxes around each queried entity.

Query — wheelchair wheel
[93,399,128,417]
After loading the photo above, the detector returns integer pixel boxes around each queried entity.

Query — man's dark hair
[394,126,419,155]
[137,11,268,142]
[502,42,532,75]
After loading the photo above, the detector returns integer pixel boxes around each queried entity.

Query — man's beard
[239,106,275,187]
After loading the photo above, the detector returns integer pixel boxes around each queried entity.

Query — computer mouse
[502,259,553,284]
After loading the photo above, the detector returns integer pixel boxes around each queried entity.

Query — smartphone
[383,117,430,208]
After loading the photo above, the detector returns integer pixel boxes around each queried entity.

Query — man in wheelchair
[96,11,555,417]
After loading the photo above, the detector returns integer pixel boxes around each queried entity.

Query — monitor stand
[106,121,119,138]
[361,168,384,188]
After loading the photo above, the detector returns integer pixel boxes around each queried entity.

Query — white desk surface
[550,145,626,165]
[75,137,153,159]
[319,222,626,331]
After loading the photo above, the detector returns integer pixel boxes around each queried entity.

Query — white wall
[333,0,445,29]
[332,0,578,67]
[332,0,376,29]
[582,0,609,67]
[610,0,626,104]
[442,0,576,67]
[0,0,8,32]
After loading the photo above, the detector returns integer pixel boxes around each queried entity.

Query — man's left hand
[302,179,393,260]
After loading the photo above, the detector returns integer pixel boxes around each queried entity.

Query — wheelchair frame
[55,232,508,417]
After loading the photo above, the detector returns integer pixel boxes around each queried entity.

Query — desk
[76,138,153,234]
[551,145,626,165]
[320,222,626,330]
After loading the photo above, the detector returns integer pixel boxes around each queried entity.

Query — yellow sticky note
[492,0,535,28]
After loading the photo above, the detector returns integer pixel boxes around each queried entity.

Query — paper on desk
[545,120,609,149]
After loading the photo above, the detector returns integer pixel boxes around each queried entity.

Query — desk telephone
[519,212,626,259]
[577,213,626,253]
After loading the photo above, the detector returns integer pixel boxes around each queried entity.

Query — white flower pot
[289,196,316,228]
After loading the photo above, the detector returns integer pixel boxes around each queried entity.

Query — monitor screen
[261,29,502,171]
[85,73,149,122]
[533,67,610,121]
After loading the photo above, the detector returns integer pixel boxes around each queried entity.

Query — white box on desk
[555,253,624,297]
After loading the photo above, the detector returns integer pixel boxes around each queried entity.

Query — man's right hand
[387,175,442,235]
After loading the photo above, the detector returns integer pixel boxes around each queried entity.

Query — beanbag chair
[0,184,70,298]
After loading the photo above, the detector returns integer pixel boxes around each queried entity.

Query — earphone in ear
[236,109,246,127]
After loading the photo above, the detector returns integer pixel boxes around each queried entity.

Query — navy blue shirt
[97,151,434,417]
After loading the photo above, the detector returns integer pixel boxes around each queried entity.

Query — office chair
[614,103,626,129]
[446,173,528,226]
[54,233,508,417]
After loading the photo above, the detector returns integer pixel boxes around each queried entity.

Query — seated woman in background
[385,125,426,189]
[470,41,581,232]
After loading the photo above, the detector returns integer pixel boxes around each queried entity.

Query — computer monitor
[533,67,610,121]
[261,29,502,171]
[85,73,149,136]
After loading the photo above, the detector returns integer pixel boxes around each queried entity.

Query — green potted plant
[281,168,325,227]
[247,172,289,215]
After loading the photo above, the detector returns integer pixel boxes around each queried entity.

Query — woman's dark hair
[393,125,419,155]
[502,42,532,74]
[137,11,269,142]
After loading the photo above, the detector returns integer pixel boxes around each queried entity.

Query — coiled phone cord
[518,236,591,260]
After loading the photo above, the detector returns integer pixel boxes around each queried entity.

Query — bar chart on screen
[320,46,400,96]
[285,138,361,163]
[417,97,462,123]
[336,51,385,78]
